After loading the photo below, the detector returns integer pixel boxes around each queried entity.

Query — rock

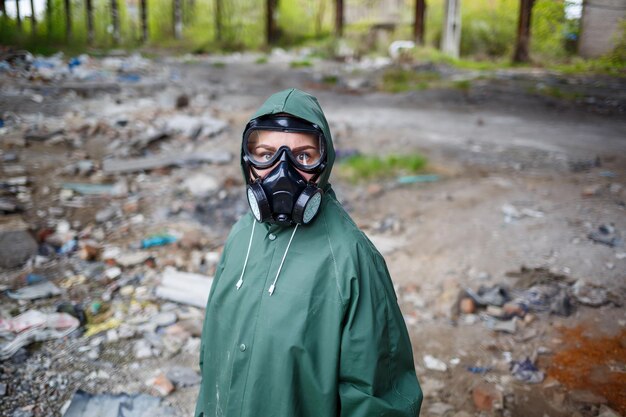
[571,280,609,307]
[146,373,175,396]
[581,184,602,197]
[182,173,219,197]
[459,297,475,314]
[451,412,472,417]
[427,402,454,415]
[419,377,445,397]
[568,389,607,405]
[116,251,150,267]
[597,405,622,417]
[165,366,201,388]
[472,382,502,411]
[423,355,447,372]
[0,221,38,269]
[175,94,189,109]
[151,312,178,327]
[0,383,6,396]
[134,339,153,359]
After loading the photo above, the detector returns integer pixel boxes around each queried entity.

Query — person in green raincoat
[195,88,422,417]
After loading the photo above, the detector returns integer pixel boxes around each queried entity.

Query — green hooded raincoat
[195,88,423,417]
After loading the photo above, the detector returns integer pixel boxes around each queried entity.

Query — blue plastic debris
[510,357,544,383]
[397,174,440,184]
[117,73,141,83]
[467,366,492,374]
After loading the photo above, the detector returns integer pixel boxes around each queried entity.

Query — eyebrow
[254,144,319,152]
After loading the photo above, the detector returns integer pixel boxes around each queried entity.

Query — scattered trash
[165,366,201,388]
[472,382,503,411]
[397,174,440,184]
[467,366,492,374]
[510,357,544,383]
[61,182,127,197]
[0,311,79,360]
[102,150,232,174]
[588,224,623,248]
[423,355,448,372]
[134,234,178,249]
[501,203,544,223]
[155,267,213,308]
[62,390,176,417]
[6,280,62,300]
[389,40,416,60]
[570,280,610,307]
[464,285,510,307]
[483,316,517,333]
[146,372,175,396]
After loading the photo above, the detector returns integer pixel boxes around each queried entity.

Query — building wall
[579,0,626,58]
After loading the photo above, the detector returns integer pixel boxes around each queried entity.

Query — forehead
[251,130,319,148]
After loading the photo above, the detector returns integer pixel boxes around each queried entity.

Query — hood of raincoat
[241,88,335,191]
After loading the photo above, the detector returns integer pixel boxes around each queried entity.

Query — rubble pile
[1,50,625,417]
[0,52,247,417]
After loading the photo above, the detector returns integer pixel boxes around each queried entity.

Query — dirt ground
[1,52,625,417]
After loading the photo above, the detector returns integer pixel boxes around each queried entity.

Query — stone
[472,382,502,411]
[423,355,447,372]
[147,373,175,396]
[166,366,201,388]
[568,389,607,405]
[0,221,38,269]
[597,405,622,417]
[428,402,454,415]
[459,297,475,314]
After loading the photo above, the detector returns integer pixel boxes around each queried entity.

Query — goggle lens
[245,129,324,170]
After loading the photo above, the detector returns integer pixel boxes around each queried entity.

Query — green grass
[380,67,442,93]
[528,85,585,101]
[290,59,313,68]
[321,74,339,84]
[338,154,428,183]
[255,56,268,64]
[452,79,472,91]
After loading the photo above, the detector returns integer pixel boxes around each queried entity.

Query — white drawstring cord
[268,224,299,296]
[236,221,256,290]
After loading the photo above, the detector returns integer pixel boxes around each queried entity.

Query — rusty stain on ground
[548,325,626,415]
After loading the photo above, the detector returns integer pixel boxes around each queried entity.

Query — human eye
[296,152,311,164]
[254,149,275,162]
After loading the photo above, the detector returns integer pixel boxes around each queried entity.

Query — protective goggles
[242,116,326,172]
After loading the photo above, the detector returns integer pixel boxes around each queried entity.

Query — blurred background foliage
[0,0,624,73]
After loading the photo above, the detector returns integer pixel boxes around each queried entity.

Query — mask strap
[268,224,299,296]
[236,220,256,290]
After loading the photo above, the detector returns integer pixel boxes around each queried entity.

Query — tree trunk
[46,0,51,37]
[29,0,36,33]
[214,0,221,42]
[15,0,21,29]
[173,0,182,39]
[110,0,120,44]
[335,0,343,37]
[140,0,147,42]
[64,0,71,40]
[441,0,461,58]
[512,0,534,63]
[1,0,6,18]
[86,0,94,44]
[315,0,325,37]
[266,0,277,45]
[413,0,425,45]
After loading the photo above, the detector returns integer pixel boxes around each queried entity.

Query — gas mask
[242,116,326,226]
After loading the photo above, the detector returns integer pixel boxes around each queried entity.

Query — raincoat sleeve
[338,257,423,417]
[194,245,229,417]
